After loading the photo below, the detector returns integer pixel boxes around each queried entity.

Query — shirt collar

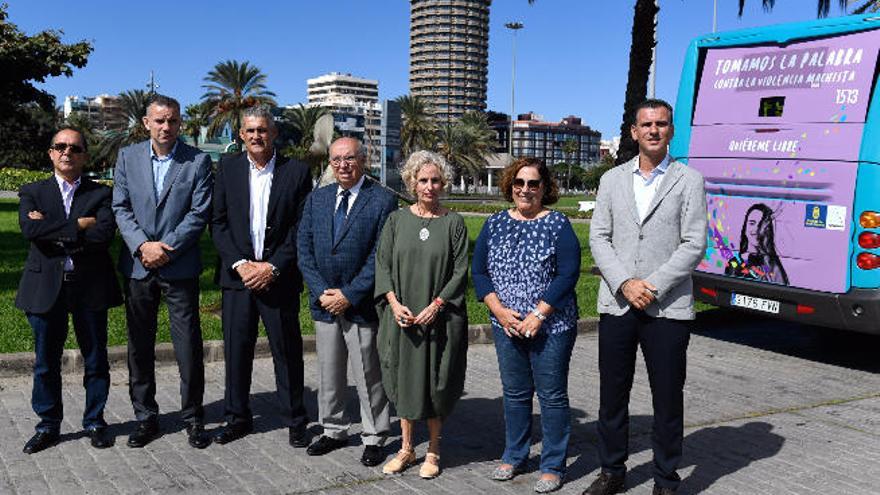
[632,154,671,178]
[247,151,277,174]
[150,140,179,162]
[54,174,81,191]
[338,174,366,196]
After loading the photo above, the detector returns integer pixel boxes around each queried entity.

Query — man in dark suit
[16,128,123,454]
[112,94,213,449]
[297,137,397,466]
[211,105,312,446]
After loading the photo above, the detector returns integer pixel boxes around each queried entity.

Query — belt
[62,272,77,283]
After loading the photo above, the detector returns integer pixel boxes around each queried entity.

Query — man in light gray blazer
[112,94,213,450]
[585,99,707,495]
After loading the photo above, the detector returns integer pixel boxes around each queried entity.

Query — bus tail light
[796,304,815,315]
[859,211,880,228]
[858,232,880,249]
[856,252,880,270]
[699,287,717,299]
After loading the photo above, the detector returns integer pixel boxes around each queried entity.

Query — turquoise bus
[671,14,880,334]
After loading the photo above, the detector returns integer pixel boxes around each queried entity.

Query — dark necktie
[334,189,350,242]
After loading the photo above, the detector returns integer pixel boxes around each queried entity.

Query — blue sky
[9,0,850,139]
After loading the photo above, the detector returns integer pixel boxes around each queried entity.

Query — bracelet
[532,309,546,321]
[433,297,445,309]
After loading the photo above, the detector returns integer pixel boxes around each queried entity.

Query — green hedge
[446,201,593,219]
[0,168,51,192]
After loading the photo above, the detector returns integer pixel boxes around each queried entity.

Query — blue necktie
[334,190,350,242]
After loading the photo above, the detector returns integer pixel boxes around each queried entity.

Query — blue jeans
[27,291,110,433]
[493,327,576,476]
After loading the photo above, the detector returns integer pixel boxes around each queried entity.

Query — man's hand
[240,261,275,291]
[620,278,657,310]
[320,288,351,316]
[27,211,44,221]
[77,217,96,230]
[139,241,174,269]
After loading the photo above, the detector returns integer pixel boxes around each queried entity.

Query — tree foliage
[201,60,276,140]
[397,94,436,158]
[0,3,92,168]
[436,111,496,192]
[183,101,210,148]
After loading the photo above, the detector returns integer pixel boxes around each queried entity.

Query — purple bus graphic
[672,17,880,334]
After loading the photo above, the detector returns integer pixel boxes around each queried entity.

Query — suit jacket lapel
[229,155,254,255]
[157,159,183,207]
[644,162,684,221]
[68,179,90,219]
[333,179,370,248]
[43,178,67,220]
[621,157,640,225]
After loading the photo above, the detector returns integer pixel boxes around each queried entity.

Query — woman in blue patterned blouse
[472,158,581,494]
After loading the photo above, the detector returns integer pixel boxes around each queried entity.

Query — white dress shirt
[335,174,365,214]
[54,174,81,271]
[231,153,276,269]
[632,154,670,223]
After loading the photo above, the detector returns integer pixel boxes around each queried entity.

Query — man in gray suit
[585,99,707,495]
[112,94,213,449]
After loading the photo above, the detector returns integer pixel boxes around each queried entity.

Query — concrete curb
[0,318,598,378]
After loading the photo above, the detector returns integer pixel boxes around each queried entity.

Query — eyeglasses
[330,155,358,166]
[50,143,85,154]
[512,178,541,190]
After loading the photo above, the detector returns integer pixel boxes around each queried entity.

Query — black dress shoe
[186,424,211,449]
[652,486,676,495]
[306,435,347,456]
[87,426,113,449]
[127,420,159,448]
[360,445,385,467]
[23,430,60,454]
[212,422,253,445]
[583,472,626,495]
[288,426,309,448]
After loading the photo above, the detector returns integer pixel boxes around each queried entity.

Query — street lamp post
[505,21,523,157]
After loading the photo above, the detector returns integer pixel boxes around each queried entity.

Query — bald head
[329,138,366,189]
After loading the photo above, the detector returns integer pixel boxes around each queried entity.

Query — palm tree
[848,0,880,13]
[183,102,209,148]
[396,94,436,158]
[201,60,276,140]
[283,104,330,149]
[738,0,847,17]
[436,111,496,193]
[562,138,579,191]
[92,89,150,169]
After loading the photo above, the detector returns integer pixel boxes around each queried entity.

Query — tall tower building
[409,0,491,123]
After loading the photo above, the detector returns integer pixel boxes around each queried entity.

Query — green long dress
[375,208,469,420]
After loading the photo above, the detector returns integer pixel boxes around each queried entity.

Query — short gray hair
[241,105,276,129]
[400,150,452,193]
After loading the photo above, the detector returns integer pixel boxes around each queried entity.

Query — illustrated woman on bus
[726,203,790,285]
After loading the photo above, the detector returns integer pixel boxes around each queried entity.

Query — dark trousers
[27,282,109,433]
[597,310,691,490]
[125,274,204,425]
[221,287,307,429]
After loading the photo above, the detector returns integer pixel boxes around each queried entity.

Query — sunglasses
[50,143,85,154]
[512,178,542,190]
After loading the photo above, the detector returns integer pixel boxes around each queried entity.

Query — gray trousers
[314,317,390,446]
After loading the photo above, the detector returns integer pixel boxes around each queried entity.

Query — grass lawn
[0,199,600,354]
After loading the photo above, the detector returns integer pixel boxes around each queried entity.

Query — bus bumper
[693,272,880,335]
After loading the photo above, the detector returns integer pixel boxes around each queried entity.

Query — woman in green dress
[375,150,468,479]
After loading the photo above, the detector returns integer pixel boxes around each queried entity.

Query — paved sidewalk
[1,326,878,494]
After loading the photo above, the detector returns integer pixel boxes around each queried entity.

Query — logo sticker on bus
[804,204,846,230]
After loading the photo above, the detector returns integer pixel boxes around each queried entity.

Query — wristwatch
[269,264,280,279]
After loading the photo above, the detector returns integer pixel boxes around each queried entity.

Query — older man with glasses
[16,128,123,454]
[297,137,397,467]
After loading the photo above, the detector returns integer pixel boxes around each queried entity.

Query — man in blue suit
[112,94,213,449]
[297,137,397,466]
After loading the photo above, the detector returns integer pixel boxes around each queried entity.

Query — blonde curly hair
[400,150,453,194]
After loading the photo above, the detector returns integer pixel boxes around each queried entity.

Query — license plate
[730,292,780,314]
